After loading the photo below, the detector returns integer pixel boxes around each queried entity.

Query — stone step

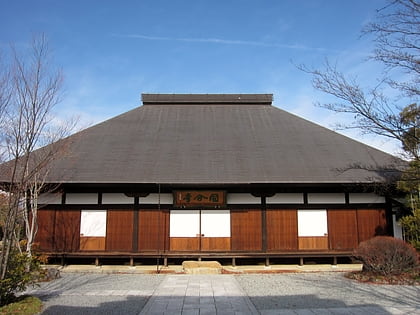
[182,260,222,274]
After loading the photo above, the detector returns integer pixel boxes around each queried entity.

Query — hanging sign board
[174,191,226,208]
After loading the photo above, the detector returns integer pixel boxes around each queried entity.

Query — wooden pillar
[132,197,139,252]
[261,196,267,252]
[52,209,57,252]
[386,197,393,236]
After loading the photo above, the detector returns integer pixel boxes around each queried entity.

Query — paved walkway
[139,275,258,315]
[139,274,419,315]
[24,272,419,314]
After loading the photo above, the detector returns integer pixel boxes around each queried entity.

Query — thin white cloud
[112,33,334,52]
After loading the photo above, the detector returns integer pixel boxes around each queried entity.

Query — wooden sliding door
[297,210,328,250]
[169,210,231,251]
[79,210,106,251]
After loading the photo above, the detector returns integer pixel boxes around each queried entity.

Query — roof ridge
[141,93,273,105]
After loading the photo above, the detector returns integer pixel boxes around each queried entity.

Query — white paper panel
[298,210,328,237]
[170,210,200,237]
[80,210,107,237]
[201,210,230,237]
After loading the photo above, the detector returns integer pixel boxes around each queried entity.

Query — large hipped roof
[4,94,400,185]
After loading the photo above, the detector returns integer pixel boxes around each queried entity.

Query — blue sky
[0,0,403,155]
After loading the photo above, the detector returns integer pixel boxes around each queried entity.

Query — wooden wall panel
[328,209,358,250]
[36,210,56,251]
[201,237,231,251]
[231,209,262,251]
[170,237,200,251]
[298,236,328,250]
[106,209,133,251]
[357,209,387,243]
[266,209,298,251]
[138,209,169,251]
[54,210,80,252]
[80,237,105,251]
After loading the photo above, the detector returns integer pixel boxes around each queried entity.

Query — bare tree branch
[0,34,75,281]
[363,0,420,96]
[299,0,419,162]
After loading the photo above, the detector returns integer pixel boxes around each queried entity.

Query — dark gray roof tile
[0,94,402,184]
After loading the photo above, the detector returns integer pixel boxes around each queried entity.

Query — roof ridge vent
[141,93,273,105]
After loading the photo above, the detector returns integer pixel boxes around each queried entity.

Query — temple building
[1,94,403,266]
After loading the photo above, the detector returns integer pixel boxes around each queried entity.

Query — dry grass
[0,296,42,315]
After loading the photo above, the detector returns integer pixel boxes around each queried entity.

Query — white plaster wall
[140,193,173,204]
[66,193,98,204]
[393,214,403,239]
[227,193,260,204]
[38,193,62,204]
[102,193,134,204]
[349,193,386,204]
[266,193,304,204]
[307,193,346,204]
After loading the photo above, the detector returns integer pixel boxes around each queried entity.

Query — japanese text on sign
[174,191,226,208]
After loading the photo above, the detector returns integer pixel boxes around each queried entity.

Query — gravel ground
[235,272,420,312]
[25,273,165,315]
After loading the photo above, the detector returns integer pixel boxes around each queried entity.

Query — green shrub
[353,236,419,276]
[0,250,41,307]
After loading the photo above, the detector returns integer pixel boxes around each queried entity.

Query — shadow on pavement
[40,295,147,315]
[37,293,393,315]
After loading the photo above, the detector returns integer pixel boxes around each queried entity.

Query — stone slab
[182,261,223,274]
